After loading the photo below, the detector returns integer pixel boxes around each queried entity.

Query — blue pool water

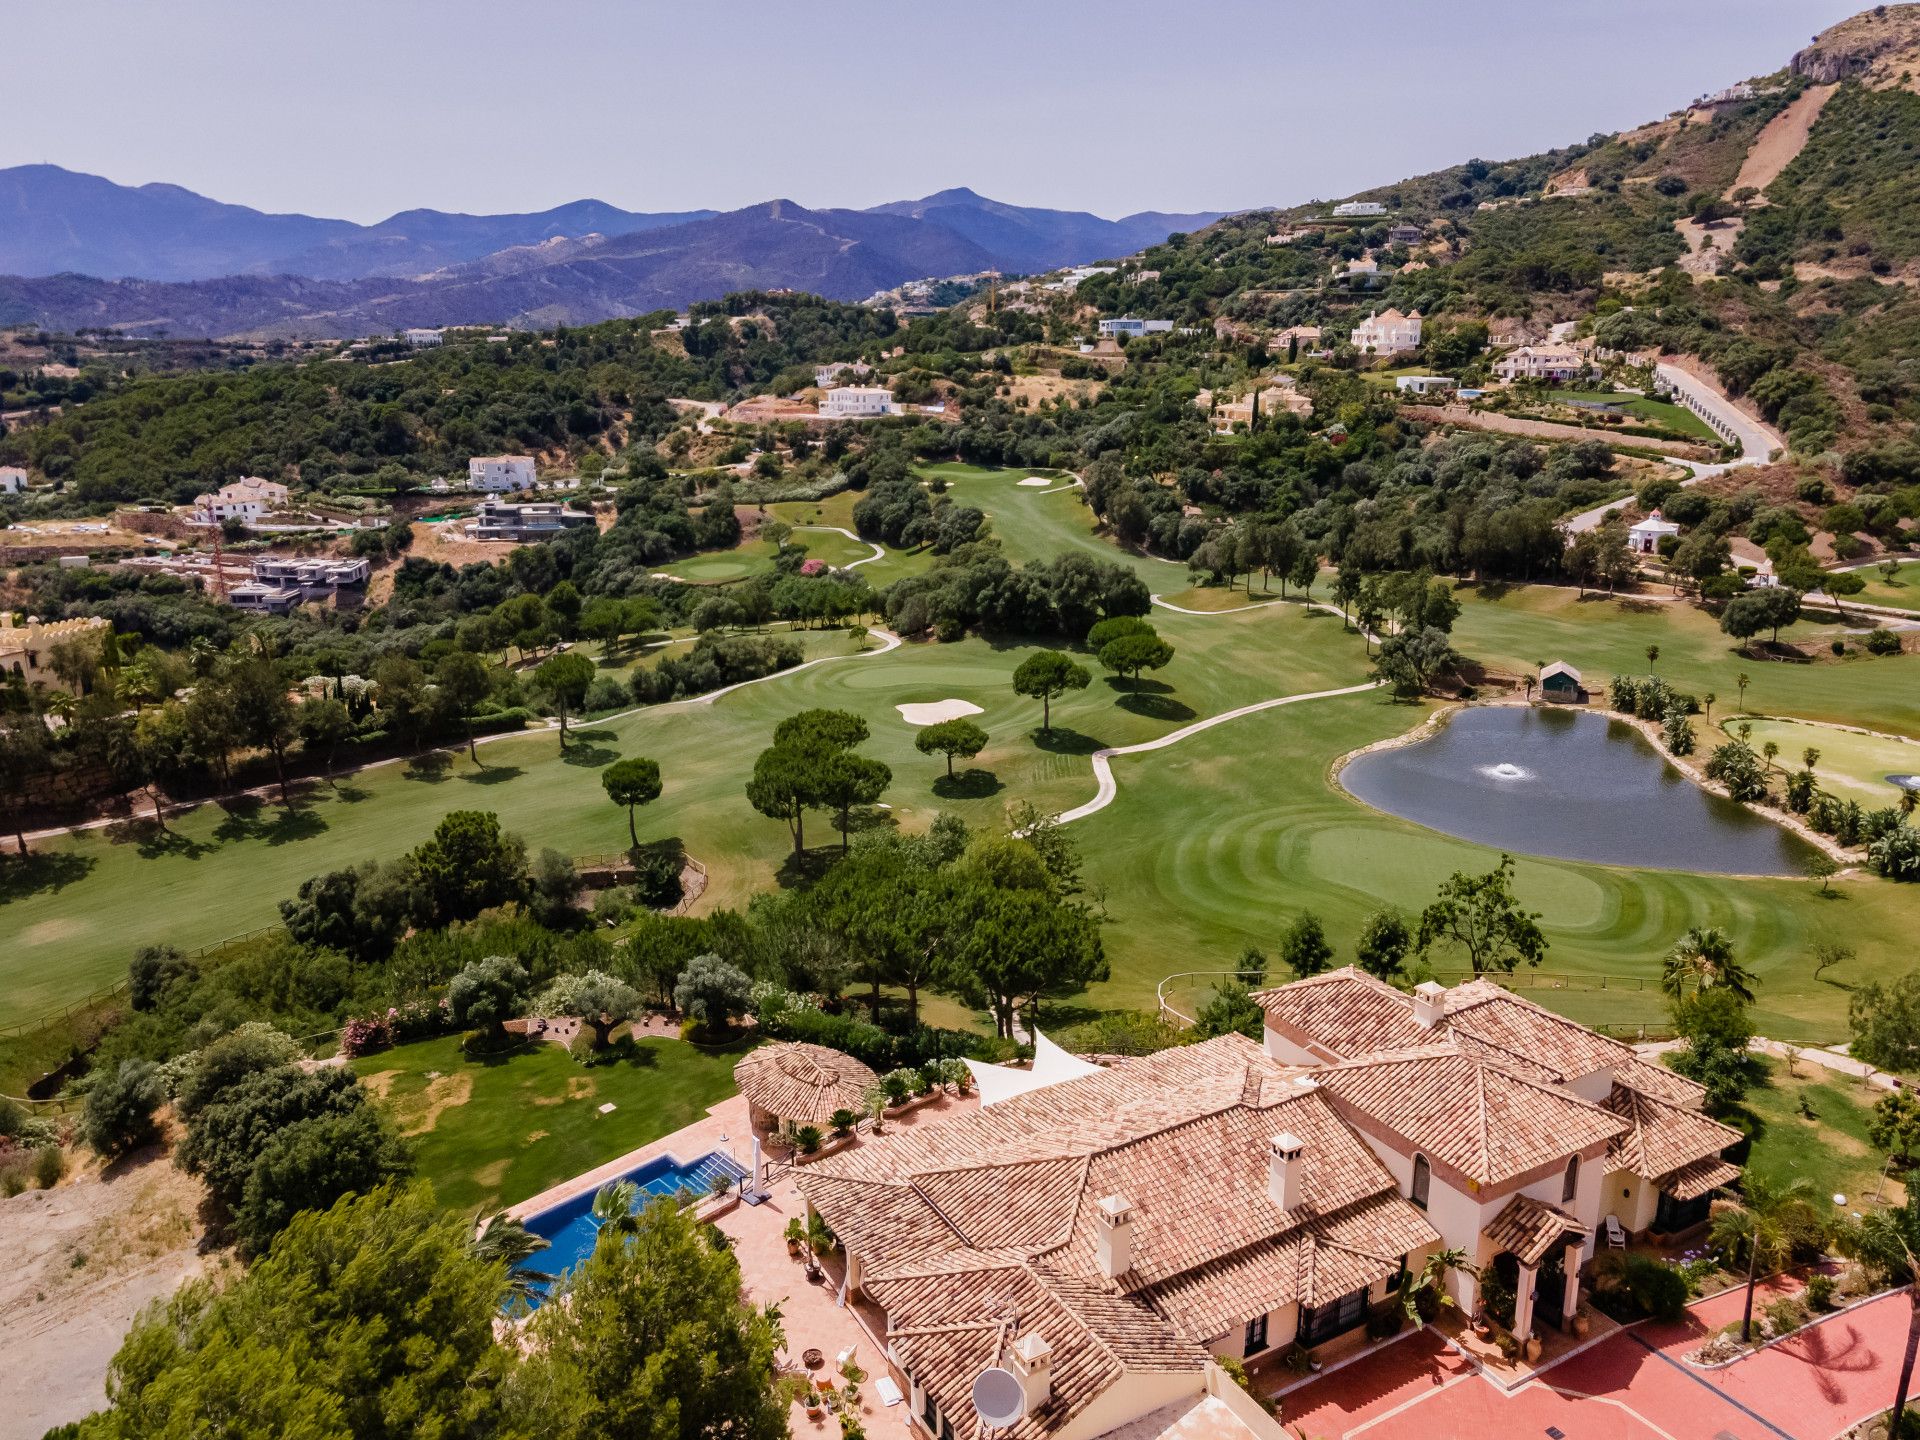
[514,1149,747,1306]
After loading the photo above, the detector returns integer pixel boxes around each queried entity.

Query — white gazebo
[963,1030,1103,1106]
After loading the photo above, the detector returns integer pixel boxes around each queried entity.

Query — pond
[1339,705,1819,876]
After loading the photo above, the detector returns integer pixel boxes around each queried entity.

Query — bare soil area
[0,1147,218,1438]
[1734,84,1837,196]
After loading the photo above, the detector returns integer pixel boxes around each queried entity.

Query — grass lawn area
[1546,390,1721,444]
[1731,717,1920,807]
[1450,583,1920,738]
[1735,1055,1907,1209]
[1065,687,1920,1042]
[353,1031,750,1214]
[0,594,1368,1025]
[1850,559,1920,613]
[655,542,778,585]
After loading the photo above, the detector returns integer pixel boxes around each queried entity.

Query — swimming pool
[514,1149,748,1306]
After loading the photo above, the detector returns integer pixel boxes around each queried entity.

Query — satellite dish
[972,1367,1027,1429]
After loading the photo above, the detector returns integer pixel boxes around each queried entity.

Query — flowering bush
[340,1015,391,1057]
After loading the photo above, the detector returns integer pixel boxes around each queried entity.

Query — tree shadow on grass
[1103,676,1173,695]
[773,846,843,890]
[259,807,329,846]
[133,823,213,861]
[1118,693,1196,722]
[561,741,620,769]
[0,848,97,902]
[933,768,1002,800]
[462,764,524,786]
[332,782,373,804]
[1031,727,1103,755]
[404,750,454,783]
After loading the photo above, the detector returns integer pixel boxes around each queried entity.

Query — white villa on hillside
[1348,308,1422,355]
[1493,346,1592,383]
[795,972,1738,1440]
[1333,201,1386,218]
[819,386,899,419]
[193,476,290,524]
[1628,510,1683,555]
[403,327,444,347]
[469,455,537,492]
[1097,318,1175,339]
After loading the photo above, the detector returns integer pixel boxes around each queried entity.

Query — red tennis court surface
[1276,1285,1916,1440]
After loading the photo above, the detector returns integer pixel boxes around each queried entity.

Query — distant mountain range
[0,167,1224,338]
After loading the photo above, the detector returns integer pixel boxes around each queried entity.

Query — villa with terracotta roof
[793,972,1741,1440]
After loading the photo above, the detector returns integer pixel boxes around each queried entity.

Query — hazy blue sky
[9,0,1865,221]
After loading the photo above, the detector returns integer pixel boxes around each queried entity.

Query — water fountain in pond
[1477,762,1532,782]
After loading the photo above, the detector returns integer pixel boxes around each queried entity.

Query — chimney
[1268,1132,1305,1213]
[1010,1332,1052,1412]
[1412,980,1447,1030]
[1094,1194,1134,1279]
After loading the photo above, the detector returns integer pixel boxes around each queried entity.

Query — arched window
[1411,1153,1430,1210]
[1562,1155,1580,1204]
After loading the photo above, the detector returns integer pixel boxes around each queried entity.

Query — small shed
[1539,660,1583,703]
[733,1041,879,1134]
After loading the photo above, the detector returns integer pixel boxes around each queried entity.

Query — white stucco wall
[1055,1370,1207,1440]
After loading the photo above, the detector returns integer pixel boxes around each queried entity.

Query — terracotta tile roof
[1619,1056,1709,1108]
[873,1258,1203,1440]
[1317,1046,1628,1186]
[1601,1082,1742,1183]
[1253,968,1434,1057]
[732,1041,878,1125]
[1484,1194,1591,1266]
[1661,1156,1741,1201]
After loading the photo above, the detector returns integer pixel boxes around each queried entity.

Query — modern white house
[192,476,291,524]
[1394,375,1456,395]
[469,455,538,492]
[402,328,444,347]
[1348,308,1422,355]
[819,386,900,419]
[814,361,872,390]
[1045,265,1118,292]
[0,466,27,494]
[1628,510,1683,555]
[794,971,1738,1440]
[1097,318,1175,339]
[1493,346,1592,383]
[1333,201,1386,218]
[468,498,595,541]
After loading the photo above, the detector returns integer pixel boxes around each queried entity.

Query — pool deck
[508,1088,983,1439]
[503,1093,756,1223]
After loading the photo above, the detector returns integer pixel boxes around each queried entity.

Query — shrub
[1866,627,1902,656]
[828,1108,857,1137]
[82,1059,165,1160]
[33,1145,67,1189]
[1804,1271,1837,1311]
[1763,1295,1810,1337]
[794,1125,823,1155]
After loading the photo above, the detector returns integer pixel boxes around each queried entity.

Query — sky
[7,0,1869,222]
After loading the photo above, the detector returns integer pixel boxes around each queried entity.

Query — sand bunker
[897,698,984,725]
[1017,475,1054,487]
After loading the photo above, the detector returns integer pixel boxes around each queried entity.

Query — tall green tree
[1660,926,1755,1001]
[1012,650,1091,735]
[506,1197,788,1440]
[1415,854,1547,976]
[410,810,527,924]
[534,652,598,751]
[434,651,494,763]
[1709,1175,1822,1343]
[86,1185,511,1440]
[601,756,664,848]
[914,718,988,779]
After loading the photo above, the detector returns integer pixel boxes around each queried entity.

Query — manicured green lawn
[1733,717,1920,806]
[352,1032,750,1214]
[1736,1055,1907,1209]
[1450,583,1920,737]
[1851,559,1920,613]
[0,593,1365,1024]
[655,542,777,585]
[1546,390,1721,444]
[1066,688,1920,1042]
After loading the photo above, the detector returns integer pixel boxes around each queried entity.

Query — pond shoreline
[1332,698,1856,878]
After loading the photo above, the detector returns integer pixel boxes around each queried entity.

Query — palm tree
[590,1179,641,1244]
[1703,691,1717,724]
[1661,926,1756,1001]
[1762,740,1780,772]
[1737,671,1751,712]
[1837,1190,1919,1438]
[1709,1175,1822,1342]
[472,1211,553,1310]
[1646,644,1661,673]
[1803,747,1821,774]
[1397,1246,1477,1324]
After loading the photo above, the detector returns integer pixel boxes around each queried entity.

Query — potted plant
[882,1070,912,1107]
[829,1108,857,1139]
[786,1217,806,1257]
[795,1124,824,1156]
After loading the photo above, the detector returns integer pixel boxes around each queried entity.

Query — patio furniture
[836,1344,858,1370]
[802,1347,825,1370]
[1603,1215,1626,1249]
[875,1377,904,1408]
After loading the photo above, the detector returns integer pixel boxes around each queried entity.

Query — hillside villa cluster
[793,970,1739,1440]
